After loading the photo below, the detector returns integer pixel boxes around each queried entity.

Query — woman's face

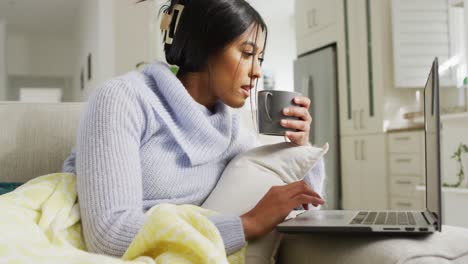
[208,24,265,108]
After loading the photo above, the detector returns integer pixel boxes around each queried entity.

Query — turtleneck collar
[140,61,239,166]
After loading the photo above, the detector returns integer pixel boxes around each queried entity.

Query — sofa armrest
[277,225,468,264]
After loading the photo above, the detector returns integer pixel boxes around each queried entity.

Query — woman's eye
[243,52,264,64]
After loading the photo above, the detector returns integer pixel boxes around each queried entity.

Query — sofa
[1,101,468,264]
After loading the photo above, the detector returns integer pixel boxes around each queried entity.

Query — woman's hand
[280,96,312,146]
[240,180,325,240]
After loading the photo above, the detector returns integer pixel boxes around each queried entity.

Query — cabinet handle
[360,140,365,161]
[360,109,365,129]
[394,136,411,141]
[307,9,317,28]
[396,202,412,207]
[395,158,412,163]
[396,180,412,185]
[354,140,359,160]
[353,110,359,130]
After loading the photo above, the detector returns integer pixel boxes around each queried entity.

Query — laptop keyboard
[350,211,416,225]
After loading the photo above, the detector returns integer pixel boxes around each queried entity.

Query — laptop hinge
[423,210,439,229]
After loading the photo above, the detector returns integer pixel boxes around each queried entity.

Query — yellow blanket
[0,173,245,264]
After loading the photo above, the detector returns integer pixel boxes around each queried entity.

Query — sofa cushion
[0,102,84,183]
[277,225,468,264]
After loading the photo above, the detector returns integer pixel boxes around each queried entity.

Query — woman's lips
[240,86,253,97]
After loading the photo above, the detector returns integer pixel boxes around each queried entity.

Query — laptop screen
[424,58,442,229]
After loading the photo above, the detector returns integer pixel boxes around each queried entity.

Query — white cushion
[202,142,328,264]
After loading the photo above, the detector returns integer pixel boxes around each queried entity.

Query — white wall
[114,0,155,76]
[6,33,28,76]
[73,0,158,102]
[6,31,75,77]
[73,0,115,102]
[465,0,468,106]
[0,21,6,100]
[247,0,297,92]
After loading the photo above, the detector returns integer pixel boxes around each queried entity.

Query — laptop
[277,58,442,234]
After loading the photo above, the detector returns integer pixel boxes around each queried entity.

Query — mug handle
[264,92,273,121]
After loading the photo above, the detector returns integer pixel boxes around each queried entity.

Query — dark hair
[138,0,268,73]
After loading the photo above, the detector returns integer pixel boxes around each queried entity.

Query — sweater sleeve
[62,147,76,174]
[76,79,146,257]
[208,214,246,255]
[303,157,326,196]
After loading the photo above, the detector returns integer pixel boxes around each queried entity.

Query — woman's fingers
[241,181,325,240]
[285,180,324,201]
[289,194,324,209]
[293,96,311,109]
[284,131,307,143]
[281,119,308,131]
[283,106,311,121]
[281,96,312,146]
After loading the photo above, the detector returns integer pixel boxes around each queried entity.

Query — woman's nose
[249,60,263,79]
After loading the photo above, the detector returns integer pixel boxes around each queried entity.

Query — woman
[62,0,325,257]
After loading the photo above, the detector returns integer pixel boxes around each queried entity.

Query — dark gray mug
[257,90,302,136]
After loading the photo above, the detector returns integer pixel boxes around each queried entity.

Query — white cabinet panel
[389,153,422,175]
[341,134,388,210]
[296,0,337,38]
[387,131,426,210]
[0,22,5,101]
[390,197,424,210]
[390,176,423,197]
[388,132,422,153]
[360,134,388,209]
[338,0,386,136]
[295,0,339,55]
[341,136,362,210]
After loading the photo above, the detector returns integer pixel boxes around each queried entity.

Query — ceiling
[0,0,80,34]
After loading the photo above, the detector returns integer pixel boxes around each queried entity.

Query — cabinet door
[340,0,386,136]
[340,136,362,209]
[296,0,338,38]
[295,0,339,55]
[360,134,388,209]
[339,0,370,136]
[358,0,385,134]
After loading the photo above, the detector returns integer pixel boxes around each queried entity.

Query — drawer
[388,132,422,153]
[390,197,424,210]
[389,153,422,175]
[390,176,423,197]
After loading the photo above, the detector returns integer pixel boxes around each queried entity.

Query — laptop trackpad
[291,210,355,225]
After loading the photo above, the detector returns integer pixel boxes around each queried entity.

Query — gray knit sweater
[62,62,258,257]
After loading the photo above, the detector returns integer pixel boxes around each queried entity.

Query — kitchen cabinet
[387,130,426,210]
[0,22,5,101]
[337,0,387,136]
[294,0,395,209]
[341,134,388,210]
[295,0,390,136]
[295,0,339,55]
